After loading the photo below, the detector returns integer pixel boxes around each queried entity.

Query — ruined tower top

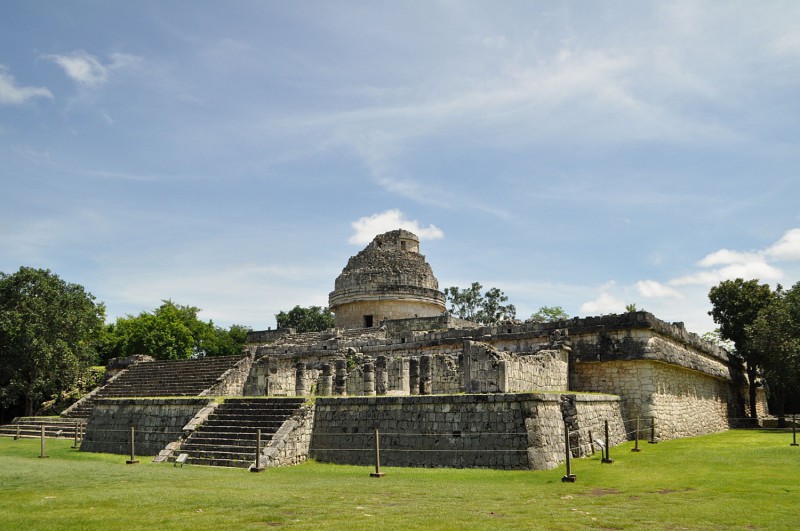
[328,229,446,329]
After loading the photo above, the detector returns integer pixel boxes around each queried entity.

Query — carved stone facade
[328,230,446,329]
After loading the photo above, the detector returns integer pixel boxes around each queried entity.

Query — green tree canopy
[0,267,105,415]
[708,278,776,419]
[275,305,334,333]
[444,282,516,324]
[746,285,800,423]
[529,306,569,323]
[98,301,249,362]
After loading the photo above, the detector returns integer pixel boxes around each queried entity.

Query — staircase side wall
[80,398,213,456]
[204,355,253,396]
[257,403,315,468]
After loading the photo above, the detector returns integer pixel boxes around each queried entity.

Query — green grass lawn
[0,430,798,530]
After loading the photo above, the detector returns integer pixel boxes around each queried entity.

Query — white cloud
[669,228,800,287]
[636,280,683,299]
[46,51,108,87]
[765,228,800,261]
[0,65,53,105]
[348,209,444,245]
[45,51,141,88]
[697,248,761,267]
[580,293,626,315]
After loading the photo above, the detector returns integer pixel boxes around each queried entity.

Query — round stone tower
[329,229,446,329]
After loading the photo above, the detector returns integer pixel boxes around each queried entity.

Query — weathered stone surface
[81,398,212,456]
[310,393,622,470]
[328,230,446,329]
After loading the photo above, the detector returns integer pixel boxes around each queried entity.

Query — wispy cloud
[45,51,142,88]
[0,65,52,105]
[348,209,444,245]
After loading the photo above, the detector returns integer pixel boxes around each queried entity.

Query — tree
[530,306,569,323]
[98,301,249,362]
[746,287,800,425]
[708,278,775,419]
[444,282,516,324]
[625,303,638,313]
[275,305,334,333]
[0,267,105,415]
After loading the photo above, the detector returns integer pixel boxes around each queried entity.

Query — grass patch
[1,430,798,530]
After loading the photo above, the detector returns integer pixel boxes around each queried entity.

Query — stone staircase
[177,398,305,468]
[0,416,85,440]
[62,355,247,419]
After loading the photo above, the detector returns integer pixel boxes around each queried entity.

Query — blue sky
[2,1,799,334]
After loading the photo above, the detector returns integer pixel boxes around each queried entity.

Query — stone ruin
[6,228,766,471]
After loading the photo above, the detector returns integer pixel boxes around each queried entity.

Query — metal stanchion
[370,429,386,477]
[38,425,49,458]
[588,430,595,456]
[601,420,613,464]
[251,429,264,472]
[648,416,658,444]
[126,426,139,464]
[632,417,641,452]
[791,414,799,447]
[561,422,576,482]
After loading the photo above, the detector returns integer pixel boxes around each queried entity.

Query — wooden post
[251,429,264,472]
[561,422,576,482]
[14,424,20,440]
[38,425,49,459]
[72,420,80,449]
[601,420,613,464]
[370,429,385,477]
[126,426,139,464]
[792,414,799,447]
[649,416,658,444]
[631,417,641,452]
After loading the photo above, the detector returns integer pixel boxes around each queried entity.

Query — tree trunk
[24,396,33,417]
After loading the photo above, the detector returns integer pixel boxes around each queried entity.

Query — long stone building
[4,229,765,471]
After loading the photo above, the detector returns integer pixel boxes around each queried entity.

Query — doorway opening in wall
[364,315,373,327]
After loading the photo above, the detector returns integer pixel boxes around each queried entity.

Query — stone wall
[463,341,569,394]
[570,360,738,440]
[203,354,253,396]
[382,315,477,333]
[310,393,623,470]
[80,398,212,456]
[257,403,315,468]
[330,298,445,331]
[246,329,296,344]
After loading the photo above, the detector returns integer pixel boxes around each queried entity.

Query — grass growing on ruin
[1,430,798,530]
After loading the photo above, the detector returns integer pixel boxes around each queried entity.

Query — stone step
[173,397,303,469]
[200,419,285,429]
[199,413,293,422]
[182,441,267,453]
[184,456,254,468]
[190,426,277,437]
